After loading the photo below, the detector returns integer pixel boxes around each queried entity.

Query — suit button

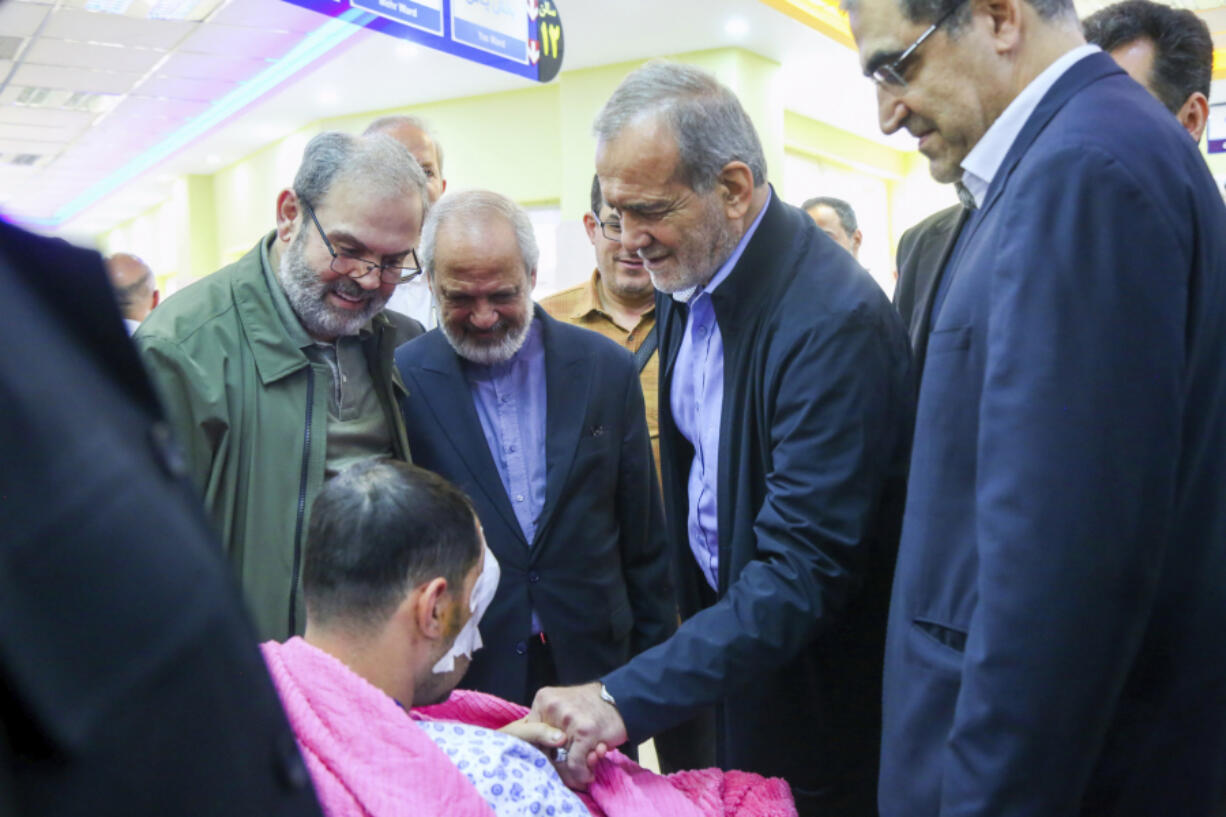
[528,571,540,583]
[515,640,527,655]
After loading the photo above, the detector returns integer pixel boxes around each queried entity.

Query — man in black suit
[394,190,675,708]
[532,61,912,816]
[0,218,323,816]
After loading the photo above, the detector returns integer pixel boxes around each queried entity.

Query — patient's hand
[500,718,568,753]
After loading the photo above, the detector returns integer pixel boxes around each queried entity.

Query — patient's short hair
[303,460,481,630]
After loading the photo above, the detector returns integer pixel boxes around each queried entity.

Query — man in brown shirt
[542,174,660,472]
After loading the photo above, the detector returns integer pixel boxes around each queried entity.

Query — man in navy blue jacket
[532,62,913,816]
[848,0,1226,812]
[0,218,323,816]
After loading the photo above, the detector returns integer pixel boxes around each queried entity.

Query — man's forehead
[595,116,684,200]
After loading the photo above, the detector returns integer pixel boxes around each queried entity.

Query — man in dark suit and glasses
[531,61,913,816]
[848,0,1226,811]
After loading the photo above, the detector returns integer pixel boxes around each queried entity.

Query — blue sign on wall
[283,0,564,83]
[1209,103,1226,155]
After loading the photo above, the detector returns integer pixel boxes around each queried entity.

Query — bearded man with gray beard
[136,131,429,641]
[393,190,676,711]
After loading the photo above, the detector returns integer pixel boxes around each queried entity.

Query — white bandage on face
[432,545,500,674]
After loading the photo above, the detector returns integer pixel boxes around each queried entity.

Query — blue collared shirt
[463,318,548,546]
[961,44,1100,207]
[669,191,771,589]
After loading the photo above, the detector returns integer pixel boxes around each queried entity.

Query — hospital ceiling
[0,0,1222,239]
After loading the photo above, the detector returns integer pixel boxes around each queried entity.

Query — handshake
[503,681,629,789]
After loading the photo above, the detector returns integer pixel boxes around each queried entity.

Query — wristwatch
[599,683,617,708]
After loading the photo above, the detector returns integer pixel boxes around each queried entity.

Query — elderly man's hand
[530,682,627,789]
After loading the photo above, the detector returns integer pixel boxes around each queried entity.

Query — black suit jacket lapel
[534,308,590,545]
[910,206,971,380]
[414,333,526,543]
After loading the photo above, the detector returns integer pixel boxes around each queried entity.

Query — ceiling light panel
[43,8,196,48]
[157,50,267,81]
[12,63,143,94]
[176,22,299,59]
[0,2,52,38]
[24,37,168,72]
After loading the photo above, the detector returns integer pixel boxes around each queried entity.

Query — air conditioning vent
[16,87,52,106]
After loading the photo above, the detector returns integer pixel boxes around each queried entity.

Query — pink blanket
[262,638,795,817]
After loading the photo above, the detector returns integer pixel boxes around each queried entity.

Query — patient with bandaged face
[263,459,796,817]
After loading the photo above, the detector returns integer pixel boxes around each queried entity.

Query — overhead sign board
[285,0,563,82]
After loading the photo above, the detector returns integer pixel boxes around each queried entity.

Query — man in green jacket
[136,131,429,640]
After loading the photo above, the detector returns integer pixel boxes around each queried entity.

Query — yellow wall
[102,46,942,289]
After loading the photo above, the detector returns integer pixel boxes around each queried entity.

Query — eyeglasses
[867,0,964,92]
[300,198,422,285]
[593,211,622,242]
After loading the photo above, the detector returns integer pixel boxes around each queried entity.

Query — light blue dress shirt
[669,192,771,589]
[464,317,547,633]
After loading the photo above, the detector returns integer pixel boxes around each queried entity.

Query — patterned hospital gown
[417,720,588,817]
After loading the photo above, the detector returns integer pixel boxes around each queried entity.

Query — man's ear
[715,161,755,221]
[275,189,300,243]
[1178,91,1209,143]
[582,211,600,246]
[414,577,451,639]
[439,178,448,196]
[851,229,863,255]
[976,0,1022,53]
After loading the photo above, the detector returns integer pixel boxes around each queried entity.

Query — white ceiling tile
[157,50,267,81]
[176,21,297,59]
[24,38,168,73]
[110,94,209,119]
[136,74,234,100]
[43,8,197,48]
[209,0,323,32]
[0,138,61,154]
[0,122,80,141]
[0,106,96,128]
[0,2,52,37]
[13,63,143,94]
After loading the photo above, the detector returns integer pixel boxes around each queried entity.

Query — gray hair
[420,190,539,280]
[292,130,430,218]
[841,0,1074,33]
[363,114,445,175]
[802,196,859,234]
[593,61,767,192]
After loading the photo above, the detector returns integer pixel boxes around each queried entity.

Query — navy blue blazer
[603,191,914,814]
[881,52,1226,817]
[394,307,675,705]
[0,220,322,816]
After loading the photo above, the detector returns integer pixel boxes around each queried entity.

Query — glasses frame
[300,198,422,285]
[868,0,964,91]
[592,211,623,243]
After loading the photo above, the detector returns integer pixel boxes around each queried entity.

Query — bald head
[106,253,158,322]
[364,116,447,203]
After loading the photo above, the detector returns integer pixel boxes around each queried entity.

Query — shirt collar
[672,187,773,303]
[960,44,1100,207]
[572,268,656,323]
